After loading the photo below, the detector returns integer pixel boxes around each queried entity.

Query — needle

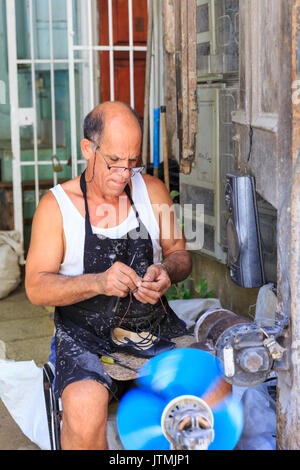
[129,252,137,267]
[112,253,138,312]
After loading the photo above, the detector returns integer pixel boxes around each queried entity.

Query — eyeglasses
[90,140,144,177]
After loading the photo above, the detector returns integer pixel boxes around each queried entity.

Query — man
[25,101,192,450]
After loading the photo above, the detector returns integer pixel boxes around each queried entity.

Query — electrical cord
[247,126,254,162]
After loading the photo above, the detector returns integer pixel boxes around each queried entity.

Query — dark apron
[53,171,187,399]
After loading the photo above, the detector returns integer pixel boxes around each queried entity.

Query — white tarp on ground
[0,359,51,450]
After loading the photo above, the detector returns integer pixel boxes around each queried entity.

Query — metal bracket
[272,329,290,371]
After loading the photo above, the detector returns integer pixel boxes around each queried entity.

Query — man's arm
[133,175,192,305]
[158,249,192,284]
[25,192,141,306]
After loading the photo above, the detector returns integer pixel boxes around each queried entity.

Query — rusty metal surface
[195,309,248,344]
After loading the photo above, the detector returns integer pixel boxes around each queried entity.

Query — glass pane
[0,150,12,182]
[197,43,211,73]
[73,0,93,48]
[197,42,211,56]
[16,0,69,61]
[195,91,215,184]
[204,225,215,252]
[0,0,12,185]
[197,4,209,33]
[50,0,68,61]
[215,0,239,54]
[33,0,51,61]
[0,0,11,146]
[18,64,33,108]
[181,183,215,217]
[197,0,239,76]
[16,0,30,60]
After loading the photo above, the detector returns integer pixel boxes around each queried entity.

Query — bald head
[83,101,142,146]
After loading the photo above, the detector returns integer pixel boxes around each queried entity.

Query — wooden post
[276,0,300,450]
[160,106,170,191]
[174,0,197,175]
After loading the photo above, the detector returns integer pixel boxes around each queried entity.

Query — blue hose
[153,107,160,170]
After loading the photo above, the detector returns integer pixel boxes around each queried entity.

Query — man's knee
[61,380,110,448]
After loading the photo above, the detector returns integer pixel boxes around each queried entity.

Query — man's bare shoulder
[142,174,172,205]
[37,190,59,210]
[34,190,62,225]
[60,175,81,197]
[36,176,81,214]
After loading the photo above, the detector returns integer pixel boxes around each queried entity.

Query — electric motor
[194,308,284,387]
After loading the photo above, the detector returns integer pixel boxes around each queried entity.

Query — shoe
[109,327,176,358]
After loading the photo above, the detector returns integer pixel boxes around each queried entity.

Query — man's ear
[80,138,94,161]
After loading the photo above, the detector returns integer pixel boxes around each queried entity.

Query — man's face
[92,115,142,198]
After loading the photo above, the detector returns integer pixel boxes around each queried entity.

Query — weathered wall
[162,0,260,317]
[276,0,300,450]
[191,252,260,318]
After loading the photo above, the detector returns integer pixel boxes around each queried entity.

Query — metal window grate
[6,0,148,251]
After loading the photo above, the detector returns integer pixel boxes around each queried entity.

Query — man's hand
[133,264,171,305]
[98,261,142,298]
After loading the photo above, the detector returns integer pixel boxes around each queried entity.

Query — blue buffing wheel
[117,348,243,450]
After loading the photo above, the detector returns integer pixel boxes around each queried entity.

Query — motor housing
[194,308,285,387]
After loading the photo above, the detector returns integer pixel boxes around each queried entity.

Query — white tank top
[50,173,162,276]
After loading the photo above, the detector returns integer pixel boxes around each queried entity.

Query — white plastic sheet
[168,298,222,329]
[234,380,276,450]
[0,359,51,450]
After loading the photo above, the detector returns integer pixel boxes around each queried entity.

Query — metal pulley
[161,395,215,450]
[194,308,285,387]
